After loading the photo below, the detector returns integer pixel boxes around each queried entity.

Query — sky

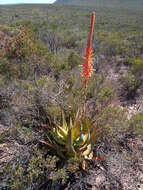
[0,0,56,4]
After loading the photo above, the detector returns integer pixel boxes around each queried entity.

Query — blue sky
[0,0,56,4]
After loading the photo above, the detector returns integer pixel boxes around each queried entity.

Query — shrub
[120,73,141,101]
[0,25,36,79]
[86,73,105,99]
[94,105,128,139]
[128,57,143,76]
[98,86,114,105]
[35,40,49,57]
[129,113,143,134]
[0,58,34,80]
[95,32,129,56]
[4,25,35,61]
[0,59,20,79]
[0,88,11,110]
[64,35,78,49]
[68,51,82,69]
[5,149,68,190]
[0,130,10,143]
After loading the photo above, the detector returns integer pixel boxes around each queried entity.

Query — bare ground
[64,134,143,190]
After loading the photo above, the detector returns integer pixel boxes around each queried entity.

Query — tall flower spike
[81,12,95,86]
[81,12,95,116]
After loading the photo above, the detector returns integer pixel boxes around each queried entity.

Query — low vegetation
[0,1,143,189]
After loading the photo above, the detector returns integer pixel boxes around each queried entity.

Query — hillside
[0,3,143,190]
[55,0,143,10]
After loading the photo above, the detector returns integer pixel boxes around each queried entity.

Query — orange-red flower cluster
[81,12,95,86]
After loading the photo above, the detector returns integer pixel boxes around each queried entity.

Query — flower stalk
[81,12,95,116]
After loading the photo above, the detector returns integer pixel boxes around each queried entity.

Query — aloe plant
[41,111,95,160]
[40,12,96,164]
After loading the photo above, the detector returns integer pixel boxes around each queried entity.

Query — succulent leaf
[66,126,76,156]
[62,111,68,130]
[41,112,94,160]
[72,120,81,140]
[56,124,68,139]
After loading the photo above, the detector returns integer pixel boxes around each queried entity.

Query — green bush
[120,73,141,100]
[0,58,35,80]
[0,130,10,143]
[68,51,81,69]
[35,40,49,57]
[94,106,128,140]
[0,25,36,79]
[128,57,143,75]
[129,113,143,134]
[95,32,129,56]
[5,25,35,61]
[0,59,20,79]
[98,86,114,104]
[54,60,68,71]
[5,149,67,190]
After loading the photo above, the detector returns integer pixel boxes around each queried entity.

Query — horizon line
[0,0,56,5]
[0,2,54,5]
[0,3,55,4]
